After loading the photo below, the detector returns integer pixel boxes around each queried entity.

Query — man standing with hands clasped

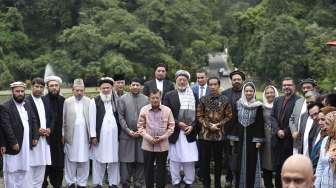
[137,89,175,188]
[118,78,149,188]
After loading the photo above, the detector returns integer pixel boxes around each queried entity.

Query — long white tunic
[303,117,314,157]
[64,100,90,162]
[168,130,198,163]
[30,97,51,166]
[90,99,119,163]
[3,102,30,172]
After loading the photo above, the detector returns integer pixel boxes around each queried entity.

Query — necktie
[200,86,204,99]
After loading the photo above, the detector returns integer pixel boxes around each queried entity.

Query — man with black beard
[271,77,299,188]
[221,70,245,188]
[42,76,65,188]
[1,81,38,187]
[143,63,175,99]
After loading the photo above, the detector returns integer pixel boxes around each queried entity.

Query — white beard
[100,93,112,103]
[176,84,188,92]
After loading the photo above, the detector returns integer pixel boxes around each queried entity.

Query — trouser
[169,161,195,185]
[200,140,223,188]
[92,160,120,186]
[4,170,29,188]
[64,156,90,187]
[143,150,168,188]
[120,162,145,188]
[262,169,274,188]
[223,139,233,183]
[29,165,46,188]
[42,165,64,188]
[275,166,282,188]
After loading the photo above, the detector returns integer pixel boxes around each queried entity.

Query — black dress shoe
[173,183,180,188]
[94,185,103,188]
[109,185,118,188]
[68,184,75,188]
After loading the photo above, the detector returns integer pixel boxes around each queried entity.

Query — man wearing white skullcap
[62,79,91,188]
[1,81,39,188]
[43,75,65,188]
[90,77,121,188]
[163,70,198,188]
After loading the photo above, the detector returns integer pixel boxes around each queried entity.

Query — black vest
[94,96,121,142]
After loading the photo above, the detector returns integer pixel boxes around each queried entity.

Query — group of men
[0,62,324,188]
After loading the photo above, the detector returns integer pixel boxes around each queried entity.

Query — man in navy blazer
[191,69,210,101]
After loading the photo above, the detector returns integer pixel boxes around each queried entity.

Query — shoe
[94,185,103,188]
[68,184,75,188]
[173,183,181,188]
[109,185,118,188]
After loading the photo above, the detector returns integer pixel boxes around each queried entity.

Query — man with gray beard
[90,77,121,188]
[163,70,198,188]
[62,79,91,188]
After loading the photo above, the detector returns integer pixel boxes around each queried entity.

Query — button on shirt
[137,104,175,152]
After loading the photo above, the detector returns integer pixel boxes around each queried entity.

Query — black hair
[32,77,45,86]
[149,88,161,96]
[154,63,168,72]
[307,102,323,112]
[326,93,336,108]
[130,77,142,85]
[207,76,220,85]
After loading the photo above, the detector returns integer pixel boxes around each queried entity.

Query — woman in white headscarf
[261,85,279,188]
[229,81,264,188]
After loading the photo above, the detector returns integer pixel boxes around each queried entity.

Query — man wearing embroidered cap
[43,75,65,188]
[63,79,91,188]
[1,81,39,188]
[163,70,198,188]
[89,77,121,188]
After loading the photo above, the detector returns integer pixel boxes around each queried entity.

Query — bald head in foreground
[281,154,315,188]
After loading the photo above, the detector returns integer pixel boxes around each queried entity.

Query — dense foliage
[0,0,335,90]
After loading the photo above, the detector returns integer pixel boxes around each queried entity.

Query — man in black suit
[143,63,175,99]
[0,108,6,155]
[26,77,52,188]
[271,77,300,188]
[1,81,38,187]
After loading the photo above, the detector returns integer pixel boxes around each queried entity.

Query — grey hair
[305,91,319,98]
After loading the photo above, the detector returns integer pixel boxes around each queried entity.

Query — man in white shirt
[191,69,210,101]
[1,81,38,188]
[63,79,91,188]
[143,63,175,99]
[26,77,52,188]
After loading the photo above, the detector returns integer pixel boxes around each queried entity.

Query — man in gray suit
[289,78,318,154]
[118,78,149,188]
[62,79,91,188]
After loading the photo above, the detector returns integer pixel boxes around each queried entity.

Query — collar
[156,79,163,83]
[149,104,162,111]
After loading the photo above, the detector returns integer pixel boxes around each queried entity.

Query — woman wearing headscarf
[310,106,336,171]
[315,111,336,187]
[228,81,265,188]
[261,85,279,188]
